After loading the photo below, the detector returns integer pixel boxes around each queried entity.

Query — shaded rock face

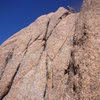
[71,0,100,99]
[0,0,100,100]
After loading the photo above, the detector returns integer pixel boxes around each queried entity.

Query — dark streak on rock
[73,24,88,46]
[29,34,42,46]
[43,13,69,99]
[0,63,21,100]
[43,55,48,99]
[24,34,42,56]
[24,38,32,55]
[42,19,50,51]
[64,23,88,99]
[47,12,69,41]
[43,12,68,53]
[0,49,14,80]
[66,61,79,76]
[43,83,48,99]
[73,83,77,92]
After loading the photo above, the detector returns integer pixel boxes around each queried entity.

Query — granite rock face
[0,0,100,100]
[72,0,100,99]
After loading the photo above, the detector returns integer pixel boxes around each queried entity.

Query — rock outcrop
[0,0,100,100]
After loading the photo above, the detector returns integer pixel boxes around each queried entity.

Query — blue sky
[0,0,82,45]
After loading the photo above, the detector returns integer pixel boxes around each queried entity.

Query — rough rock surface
[0,0,100,100]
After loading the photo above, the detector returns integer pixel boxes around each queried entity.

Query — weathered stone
[0,0,100,99]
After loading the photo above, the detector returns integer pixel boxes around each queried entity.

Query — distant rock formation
[0,0,100,99]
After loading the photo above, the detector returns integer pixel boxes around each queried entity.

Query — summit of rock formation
[0,0,100,100]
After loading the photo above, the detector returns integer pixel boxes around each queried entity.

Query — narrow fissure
[38,13,70,80]
[42,19,50,51]
[43,55,49,100]
[46,12,69,41]
[43,12,69,52]
[24,34,42,56]
[43,84,48,99]
[8,11,70,100]
[0,63,21,100]
[24,38,32,55]
[64,61,78,76]
[51,65,54,88]
[0,49,14,80]
[73,24,88,46]
[73,83,76,92]
[65,23,89,99]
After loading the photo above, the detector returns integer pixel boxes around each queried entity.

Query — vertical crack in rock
[23,34,42,56]
[64,23,88,99]
[43,83,48,100]
[73,24,88,46]
[0,49,14,80]
[0,63,21,100]
[42,19,50,51]
[43,55,49,100]
[24,38,32,55]
[47,55,54,89]
[43,55,54,100]
[73,82,77,93]
[64,49,82,99]
[46,12,69,40]
[43,12,69,52]
[0,10,70,100]
[65,61,78,76]
[32,19,51,79]
[51,63,54,89]
[52,24,75,61]
[65,51,79,82]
